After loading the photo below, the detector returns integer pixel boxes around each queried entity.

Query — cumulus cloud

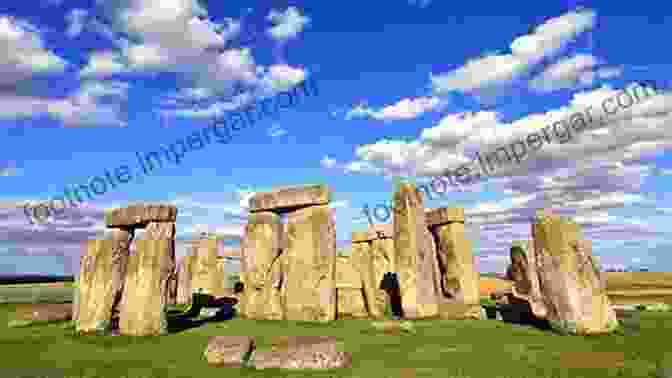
[345,97,445,121]
[266,7,310,42]
[79,51,128,77]
[431,8,596,95]
[0,16,68,85]
[65,8,89,38]
[529,54,622,92]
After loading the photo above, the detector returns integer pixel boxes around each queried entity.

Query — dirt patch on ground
[12,303,72,322]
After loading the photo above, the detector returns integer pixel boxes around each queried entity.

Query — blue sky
[1,0,672,275]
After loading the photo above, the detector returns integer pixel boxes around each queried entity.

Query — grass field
[2,278,672,377]
[2,303,672,378]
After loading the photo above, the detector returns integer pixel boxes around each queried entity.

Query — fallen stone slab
[248,184,331,213]
[204,336,256,367]
[253,336,352,370]
[105,204,177,228]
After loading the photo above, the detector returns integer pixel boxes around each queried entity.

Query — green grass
[1,302,672,378]
[0,285,73,304]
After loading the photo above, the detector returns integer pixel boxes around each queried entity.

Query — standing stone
[393,183,439,319]
[532,212,618,335]
[119,239,175,336]
[76,239,117,334]
[351,233,382,318]
[191,237,219,295]
[426,207,480,319]
[240,212,284,320]
[284,205,336,322]
[507,240,547,319]
[370,224,395,314]
[335,255,368,318]
[176,253,194,304]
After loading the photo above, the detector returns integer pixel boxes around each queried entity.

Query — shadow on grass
[167,304,237,334]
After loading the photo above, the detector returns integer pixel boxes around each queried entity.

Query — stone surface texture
[506,240,548,319]
[105,204,177,228]
[249,184,331,213]
[351,239,382,318]
[204,336,256,367]
[75,239,117,334]
[145,222,176,239]
[335,255,368,318]
[425,207,465,227]
[254,336,351,370]
[176,254,194,304]
[119,239,175,336]
[283,205,336,322]
[393,183,440,319]
[191,237,220,295]
[371,232,395,315]
[532,213,618,335]
[431,219,480,306]
[240,212,284,320]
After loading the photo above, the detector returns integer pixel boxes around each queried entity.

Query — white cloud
[321,156,338,169]
[267,7,311,42]
[431,8,596,94]
[0,16,67,85]
[79,51,128,77]
[529,54,623,92]
[345,97,444,121]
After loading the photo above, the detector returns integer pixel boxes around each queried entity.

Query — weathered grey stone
[119,239,175,336]
[204,336,256,367]
[351,238,381,318]
[191,237,219,296]
[506,240,547,319]
[75,239,117,334]
[393,183,440,319]
[253,336,351,370]
[105,204,177,228]
[145,222,176,239]
[176,253,194,305]
[249,184,331,213]
[336,255,368,318]
[431,218,480,309]
[532,212,618,335]
[371,231,395,315]
[284,205,336,322]
[425,207,465,227]
[240,212,284,320]
[109,228,133,325]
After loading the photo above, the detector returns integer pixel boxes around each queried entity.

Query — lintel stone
[248,184,331,213]
[105,204,177,228]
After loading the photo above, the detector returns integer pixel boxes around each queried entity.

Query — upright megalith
[191,237,220,296]
[284,205,337,322]
[176,253,195,305]
[348,231,383,318]
[426,207,480,319]
[240,212,284,320]
[109,228,134,326]
[532,211,618,335]
[243,184,336,322]
[76,239,118,334]
[370,225,396,316]
[506,240,547,319]
[335,254,368,318]
[119,239,175,336]
[393,183,440,319]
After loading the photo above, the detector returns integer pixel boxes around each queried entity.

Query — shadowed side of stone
[248,184,331,213]
[105,204,177,228]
